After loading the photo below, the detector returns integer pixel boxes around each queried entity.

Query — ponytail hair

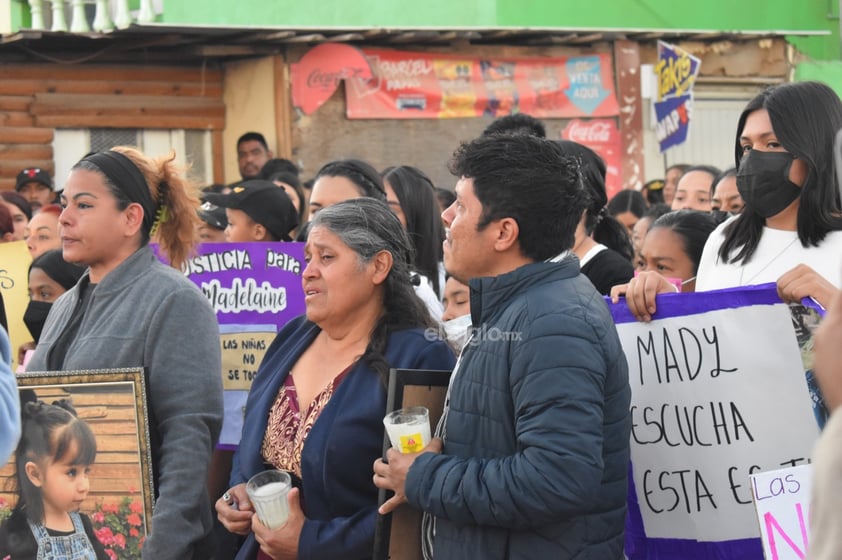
[74,146,201,270]
[555,140,635,261]
[13,399,97,524]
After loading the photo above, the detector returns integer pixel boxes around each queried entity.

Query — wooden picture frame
[2,368,154,558]
[373,368,452,560]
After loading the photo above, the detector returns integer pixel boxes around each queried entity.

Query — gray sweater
[28,245,223,560]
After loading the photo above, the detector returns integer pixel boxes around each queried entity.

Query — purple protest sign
[607,285,824,559]
[181,242,306,325]
[156,242,306,445]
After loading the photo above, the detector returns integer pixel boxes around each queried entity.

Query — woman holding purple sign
[26,147,224,560]
[614,81,842,320]
[216,198,454,560]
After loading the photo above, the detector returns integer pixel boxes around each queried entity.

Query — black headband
[82,151,157,234]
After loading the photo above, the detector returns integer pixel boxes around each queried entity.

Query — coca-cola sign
[292,44,374,115]
[565,120,615,144]
[306,67,368,90]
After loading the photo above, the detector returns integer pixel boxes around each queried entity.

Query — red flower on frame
[95,526,115,546]
[129,500,143,514]
[127,513,142,527]
[102,502,119,514]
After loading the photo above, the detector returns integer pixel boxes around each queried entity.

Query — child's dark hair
[650,210,718,274]
[13,399,97,524]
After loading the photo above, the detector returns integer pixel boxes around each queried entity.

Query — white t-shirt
[696,219,842,291]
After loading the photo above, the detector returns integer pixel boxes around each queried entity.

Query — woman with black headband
[26,147,224,560]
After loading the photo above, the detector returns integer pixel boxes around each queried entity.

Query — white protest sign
[751,464,813,560]
[613,288,819,544]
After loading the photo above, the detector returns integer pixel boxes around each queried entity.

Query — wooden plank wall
[0,64,225,192]
[1,386,149,520]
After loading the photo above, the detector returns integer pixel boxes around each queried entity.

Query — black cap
[204,180,298,241]
[197,201,228,230]
[16,167,53,191]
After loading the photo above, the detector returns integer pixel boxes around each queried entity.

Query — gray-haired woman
[217,198,455,560]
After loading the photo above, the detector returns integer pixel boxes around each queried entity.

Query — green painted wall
[168,0,829,30]
[165,0,839,60]
[795,60,842,96]
[163,0,494,27]
[495,0,829,33]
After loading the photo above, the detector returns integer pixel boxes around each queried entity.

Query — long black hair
[382,166,445,296]
[719,81,842,264]
[556,140,634,261]
[308,198,438,382]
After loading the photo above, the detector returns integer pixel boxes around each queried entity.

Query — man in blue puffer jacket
[375,134,631,559]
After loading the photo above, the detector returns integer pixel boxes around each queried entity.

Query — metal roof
[0,23,828,64]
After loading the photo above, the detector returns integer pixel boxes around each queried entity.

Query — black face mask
[23,300,52,342]
[736,150,802,218]
[709,210,731,225]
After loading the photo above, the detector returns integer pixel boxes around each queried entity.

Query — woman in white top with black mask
[614,81,842,321]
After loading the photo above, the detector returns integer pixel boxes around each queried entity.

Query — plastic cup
[246,470,291,530]
[383,406,431,453]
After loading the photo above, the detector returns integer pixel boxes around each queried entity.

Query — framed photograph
[373,368,452,560]
[1,368,154,559]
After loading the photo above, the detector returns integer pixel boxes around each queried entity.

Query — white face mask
[442,314,472,348]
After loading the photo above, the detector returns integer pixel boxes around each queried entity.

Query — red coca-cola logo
[292,44,374,115]
[565,120,615,144]
[306,67,365,89]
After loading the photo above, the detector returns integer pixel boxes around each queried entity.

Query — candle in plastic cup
[383,406,431,453]
[246,470,291,530]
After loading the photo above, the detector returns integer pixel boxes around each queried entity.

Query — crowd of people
[0,79,840,559]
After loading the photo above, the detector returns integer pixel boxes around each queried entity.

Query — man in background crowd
[235,132,273,181]
[15,167,58,212]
